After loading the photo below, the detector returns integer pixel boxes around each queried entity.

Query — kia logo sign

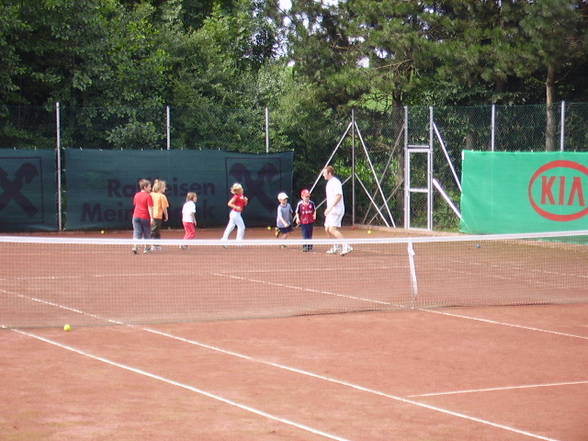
[528,160,588,221]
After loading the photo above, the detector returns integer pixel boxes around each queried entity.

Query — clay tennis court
[1,227,587,440]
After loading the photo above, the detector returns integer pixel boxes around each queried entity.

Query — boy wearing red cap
[295,189,316,252]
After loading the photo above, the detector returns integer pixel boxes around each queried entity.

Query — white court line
[212,273,588,341]
[230,265,407,274]
[5,327,352,441]
[445,257,588,282]
[1,288,565,441]
[422,309,588,341]
[213,273,394,306]
[138,326,561,441]
[408,380,588,398]
[4,265,404,282]
[433,265,575,289]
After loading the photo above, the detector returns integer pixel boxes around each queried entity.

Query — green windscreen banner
[460,151,588,233]
[0,149,57,232]
[65,150,293,230]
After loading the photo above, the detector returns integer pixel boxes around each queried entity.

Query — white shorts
[324,210,344,228]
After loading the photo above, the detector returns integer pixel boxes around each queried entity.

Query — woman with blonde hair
[150,179,169,250]
[221,183,248,242]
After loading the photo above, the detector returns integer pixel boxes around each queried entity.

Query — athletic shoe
[326,245,340,254]
[131,248,138,255]
[340,245,353,256]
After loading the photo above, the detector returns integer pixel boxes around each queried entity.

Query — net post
[407,241,418,308]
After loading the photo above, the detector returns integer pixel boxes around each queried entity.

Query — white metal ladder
[403,106,433,230]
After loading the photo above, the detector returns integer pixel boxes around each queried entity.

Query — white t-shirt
[326,176,344,213]
[182,201,196,223]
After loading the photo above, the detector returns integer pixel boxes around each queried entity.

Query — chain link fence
[1,102,587,231]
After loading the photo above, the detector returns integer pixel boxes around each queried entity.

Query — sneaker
[131,248,138,255]
[340,245,353,256]
[326,245,340,254]
[143,247,152,254]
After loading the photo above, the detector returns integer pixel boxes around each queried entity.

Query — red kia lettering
[528,160,588,221]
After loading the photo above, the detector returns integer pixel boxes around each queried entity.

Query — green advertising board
[0,149,57,231]
[65,150,293,230]
[460,151,588,233]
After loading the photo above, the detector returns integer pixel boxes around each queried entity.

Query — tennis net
[1,231,587,328]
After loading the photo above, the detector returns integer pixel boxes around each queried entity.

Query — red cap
[301,189,310,198]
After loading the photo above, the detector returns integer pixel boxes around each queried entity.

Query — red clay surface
[2,305,587,441]
[1,227,587,440]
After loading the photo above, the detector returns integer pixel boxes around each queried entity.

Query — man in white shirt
[322,166,352,255]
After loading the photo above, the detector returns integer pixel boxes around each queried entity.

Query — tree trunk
[545,64,556,151]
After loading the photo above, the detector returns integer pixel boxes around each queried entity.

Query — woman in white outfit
[222,182,248,241]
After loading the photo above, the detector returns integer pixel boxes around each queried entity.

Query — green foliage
[1,0,587,158]
[107,120,163,150]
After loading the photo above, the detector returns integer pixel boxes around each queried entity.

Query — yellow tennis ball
[267,226,271,230]
[64,324,72,332]
[100,230,105,234]
[367,230,372,234]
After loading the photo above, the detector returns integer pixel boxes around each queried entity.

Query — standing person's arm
[148,195,154,223]
[325,194,341,216]
[163,197,169,222]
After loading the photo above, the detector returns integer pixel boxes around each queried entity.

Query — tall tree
[285,0,364,109]
[517,0,587,150]
[0,2,25,104]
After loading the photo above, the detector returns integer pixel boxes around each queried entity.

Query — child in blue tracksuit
[276,192,293,245]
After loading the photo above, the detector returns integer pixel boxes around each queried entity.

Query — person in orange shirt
[150,179,169,251]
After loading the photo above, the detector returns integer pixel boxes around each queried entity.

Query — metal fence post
[166,105,171,150]
[351,108,356,226]
[491,104,495,151]
[265,107,269,153]
[403,106,409,229]
[56,102,62,231]
[560,101,565,151]
[428,106,433,230]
